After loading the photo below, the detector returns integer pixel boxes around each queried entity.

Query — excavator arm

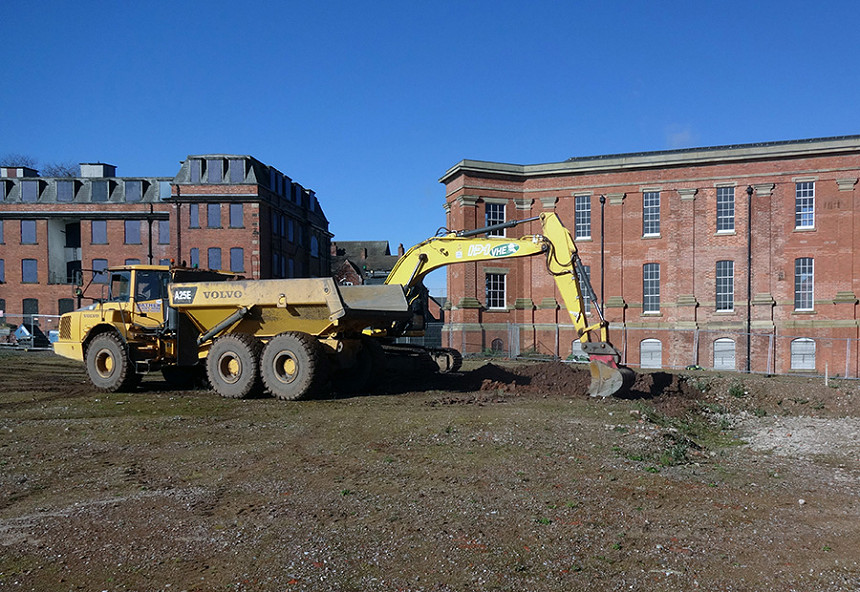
[384,212,635,397]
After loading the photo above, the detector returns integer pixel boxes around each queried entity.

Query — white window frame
[795,181,815,229]
[716,186,735,232]
[794,257,814,311]
[574,195,591,239]
[715,260,734,312]
[643,191,660,236]
[642,263,660,313]
[485,202,505,237]
[485,272,506,309]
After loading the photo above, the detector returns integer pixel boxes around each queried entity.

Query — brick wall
[441,137,860,374]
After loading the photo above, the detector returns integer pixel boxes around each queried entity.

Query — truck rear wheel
[207,333,261,399]
[86,333,138,392]
[261,332,327,401]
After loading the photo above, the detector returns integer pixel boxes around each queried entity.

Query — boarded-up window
[790,338,815,371]
[713,338,736,370]
[640,338,662,369]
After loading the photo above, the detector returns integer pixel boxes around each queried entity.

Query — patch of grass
[728,382,747,398]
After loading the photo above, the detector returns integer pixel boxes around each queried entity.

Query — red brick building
[0,155,331,329]
[440,136,860,375]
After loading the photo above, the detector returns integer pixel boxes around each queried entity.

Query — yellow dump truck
[53,265,412,399]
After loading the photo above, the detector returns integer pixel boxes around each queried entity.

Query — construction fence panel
[441,323,860,378]
[0,313,62,349]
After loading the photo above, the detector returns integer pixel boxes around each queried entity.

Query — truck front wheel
[86,333,138,392]
[207,333,261,399]
[261,332,327,401]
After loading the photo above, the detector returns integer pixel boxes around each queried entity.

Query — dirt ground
[1,349,859,592]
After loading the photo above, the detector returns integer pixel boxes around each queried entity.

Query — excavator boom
[384,212,635,397]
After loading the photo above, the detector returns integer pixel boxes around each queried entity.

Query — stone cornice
[440,136,860,184]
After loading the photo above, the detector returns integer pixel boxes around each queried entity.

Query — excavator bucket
[588,359,636,398]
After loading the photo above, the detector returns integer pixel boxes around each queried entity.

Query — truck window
[135,270,169,301]
[109,271,131,302]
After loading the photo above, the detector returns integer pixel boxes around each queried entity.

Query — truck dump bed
[169,277,410,338]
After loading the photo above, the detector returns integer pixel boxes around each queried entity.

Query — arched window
[640,338,662,369]
[713,338,736,370]
[491,338,504,353]
[790,338,816,371]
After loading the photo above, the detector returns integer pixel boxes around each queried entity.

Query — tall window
[715,260,734,311]
[640,338,662,369]
[189,248,199,268]
[207,159,222,183]
[574,195,591,239]
[229,203,243,228]
[158,220,170,244]
[189,203,200,228]
[230,247,244,272]
[22,259,38,283]
[208,247,222,270]
[485,273,506,309]
[91,220,107,244]
[642,263,660,313]
[795,181,815,229]
[713,338,736,370]
[189,159,202,183]
[91,180,108,202]
[0,220,4,243]
[794,257,814,311]
[21,180,39,202]
[21,220,36,244]
[790,338,816,370]
[229,159,245,183]
[0,259,4,282]
[485,203,505,236]
[643,191,660,236]
[125,181,142,202]
[124,220,141,244]
[57,181,74,202]
[207,203,221,228]
[577,264,592,313]
[92,259,109,284]
[22,298,39,324]
[716,186,735,232]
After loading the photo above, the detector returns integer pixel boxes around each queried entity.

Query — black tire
[206,333,261,399]
[86,332,137,392]
[261,332,327,400]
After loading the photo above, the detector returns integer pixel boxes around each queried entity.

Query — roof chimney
[79,163,117,178]
[397,243,405,256]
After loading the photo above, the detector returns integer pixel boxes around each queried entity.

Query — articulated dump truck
[53,265,454,400]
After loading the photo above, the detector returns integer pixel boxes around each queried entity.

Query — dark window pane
[91,181,108,202]
[208,247,221,270]
[92,220,107,244]
[125,181,142,202]
[21,220,36,244]
[21,180,38,202]
[22,259,38,283]
[57,181,74,202]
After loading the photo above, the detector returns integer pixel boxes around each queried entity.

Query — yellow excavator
[382,212,636,398]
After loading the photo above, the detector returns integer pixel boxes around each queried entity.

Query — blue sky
[3,1,859,295]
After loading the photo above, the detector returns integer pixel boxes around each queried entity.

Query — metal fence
[439,322,860,379]
[0,314,62,350]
